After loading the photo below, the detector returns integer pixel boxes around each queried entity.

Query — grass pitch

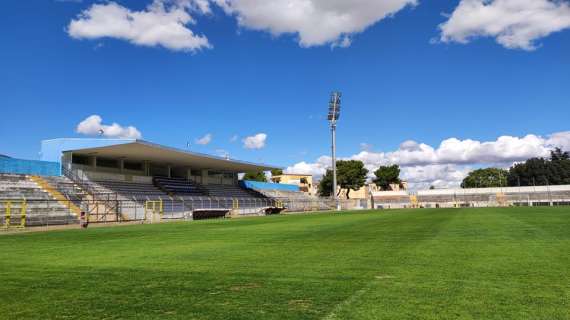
[1,207,569,319]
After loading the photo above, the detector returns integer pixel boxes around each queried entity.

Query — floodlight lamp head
[327,91,342,123]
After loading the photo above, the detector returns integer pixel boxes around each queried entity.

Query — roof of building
[59,139,279,172]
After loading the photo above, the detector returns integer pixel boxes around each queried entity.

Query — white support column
[201,169,208,185]
[167,166,172,178]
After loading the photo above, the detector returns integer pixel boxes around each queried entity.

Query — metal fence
[0,196,370,232]
[0,199,79,230]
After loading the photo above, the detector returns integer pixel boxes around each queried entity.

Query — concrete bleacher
[91,177,266,200]
[0,174,78,226]
[153,177,206,196]
[94,180,167,200]
[84,178,270,218]
[201,183,265,198]
[0,174,52,199]
[240,181,331,211]
[42,175,87,207]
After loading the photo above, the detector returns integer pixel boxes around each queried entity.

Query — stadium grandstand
[4,138,570,230]
[0,138,334,229]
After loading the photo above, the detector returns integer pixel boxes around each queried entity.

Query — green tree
[507,148,570,186]
[550,147,570,161]
[242,171,267,182]
[373,165,401,191]
[337,160,368,199]
[270,169,283,177]
[317,170,333,197]
[317,160,368,199]
[508,158,549,186]
[461,168,508,188]
[549,148,570,185]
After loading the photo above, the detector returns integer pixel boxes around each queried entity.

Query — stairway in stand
[62,168,127,222]
[29,176,82,216]
[31,175,124,223]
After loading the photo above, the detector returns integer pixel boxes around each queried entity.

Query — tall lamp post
[328,91,342,210]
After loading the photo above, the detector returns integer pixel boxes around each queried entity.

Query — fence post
[528,193,532,207]
[46,199,50,230]
[20,201,27,228]
[5,201,11,228]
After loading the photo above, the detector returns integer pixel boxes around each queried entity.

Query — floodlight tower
[328,91,342,210]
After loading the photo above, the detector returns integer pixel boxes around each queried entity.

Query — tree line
[461,148,570,188]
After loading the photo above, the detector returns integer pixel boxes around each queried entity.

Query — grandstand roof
[64,140,279,172]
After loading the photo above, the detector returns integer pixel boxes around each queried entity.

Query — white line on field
[322,276,391,320]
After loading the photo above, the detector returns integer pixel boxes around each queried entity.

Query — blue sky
[1,0,569,188]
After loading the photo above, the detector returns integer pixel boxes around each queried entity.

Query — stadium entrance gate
[145,200,164,223]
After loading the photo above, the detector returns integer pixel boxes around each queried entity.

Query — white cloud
[401,164,473,190]
[287,131,570,190]
[67,0,417,50]
[353,134,551,167]
[67,0,570,52]
[76,115,142,139]
[243,133,267,150]
[195,133,212,145]
[439,0,570,50]
[214,0,417,47]
[67,0,211,52]
[285,155,331,176]
[546,131,570,151]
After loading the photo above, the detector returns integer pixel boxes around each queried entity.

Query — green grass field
[1,207,569,319]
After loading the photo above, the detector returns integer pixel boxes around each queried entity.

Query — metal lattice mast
[328,92,342,210]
